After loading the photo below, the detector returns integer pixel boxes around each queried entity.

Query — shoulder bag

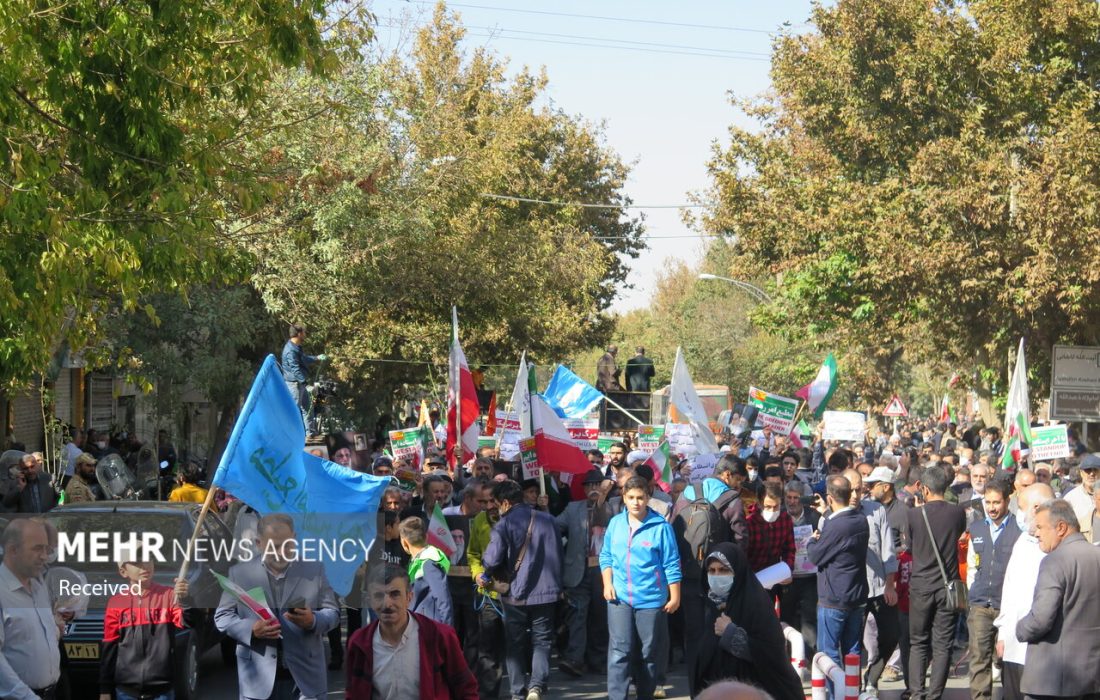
[920,506,968,612]
[491,510,536,596]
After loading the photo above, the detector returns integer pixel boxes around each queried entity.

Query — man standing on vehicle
[280,324,326,432]
[0,519,60,699]
[624,347,655,393]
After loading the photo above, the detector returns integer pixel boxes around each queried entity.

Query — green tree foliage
[245,6,644,421]
[0,0,366,389]
[701,0,1100,413]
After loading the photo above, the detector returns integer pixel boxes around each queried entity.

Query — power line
[377,22,771,61]
[480,193,712,209]
[412,21,772,57]
[386,0,780,35]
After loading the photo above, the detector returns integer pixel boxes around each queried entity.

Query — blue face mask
[708,573,734,597]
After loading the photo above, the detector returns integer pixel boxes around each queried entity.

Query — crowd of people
[3,414,1100,700]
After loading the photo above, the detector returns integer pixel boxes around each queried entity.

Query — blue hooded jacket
[599,508,682,609]
[682,476,731,503]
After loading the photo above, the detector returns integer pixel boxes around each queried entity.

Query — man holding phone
[215,514,340,700]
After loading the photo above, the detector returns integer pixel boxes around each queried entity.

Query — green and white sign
[748,386,800,435]
[1029,424,1071,461]
[636,424,666,453]
[519,436,540,480]
[388,427,429,468]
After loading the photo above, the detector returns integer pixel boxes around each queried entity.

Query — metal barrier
[810,652,861,700]
[780,622,807,682]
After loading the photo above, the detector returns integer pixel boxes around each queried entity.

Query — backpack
[673,496,731,582]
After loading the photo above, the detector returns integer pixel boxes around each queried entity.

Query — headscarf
[690,542,804,700]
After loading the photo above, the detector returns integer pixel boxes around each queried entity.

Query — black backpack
[673,495,731,582]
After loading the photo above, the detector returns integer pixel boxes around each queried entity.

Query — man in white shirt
[0,519,61,700]
[992,482,1054,700]
[347,565,477,700]
[1063,454,1098,541]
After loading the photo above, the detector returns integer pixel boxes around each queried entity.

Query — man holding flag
[215,514,340,700]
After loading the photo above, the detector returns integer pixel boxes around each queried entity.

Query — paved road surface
[195,646,984,699]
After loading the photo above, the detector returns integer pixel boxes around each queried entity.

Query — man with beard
[65,452,101,503]
[604,442,628,481]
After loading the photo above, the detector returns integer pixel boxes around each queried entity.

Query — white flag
[670,347,719,454]
[508,352,532,438]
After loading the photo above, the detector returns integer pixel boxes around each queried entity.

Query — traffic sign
[882,396,908,417]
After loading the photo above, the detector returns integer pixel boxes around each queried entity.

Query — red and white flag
[531,395,592,474]
[427,503,457,558]
[447,307,481,468]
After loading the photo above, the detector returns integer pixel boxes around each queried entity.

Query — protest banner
[389,427,429,468]
[519,436,540,480]
[1029,424,1071,461]
[748,386,800,435]
[793,525,818,575]
[687,452,718,482]
[822,411,867,442]
[563,413,600,451]
[494,409,523,460]
[636,424,666,453]
[664,422,699,459]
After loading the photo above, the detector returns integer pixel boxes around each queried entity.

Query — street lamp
[697,273,773,303]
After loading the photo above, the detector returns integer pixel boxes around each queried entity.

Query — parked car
[44,501,236,700]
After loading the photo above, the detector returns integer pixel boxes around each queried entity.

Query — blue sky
[371,0,817,311]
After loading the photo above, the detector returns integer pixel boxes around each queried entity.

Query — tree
[701,0,1100,419]
[243,5,645,423]
[0,0,368,390]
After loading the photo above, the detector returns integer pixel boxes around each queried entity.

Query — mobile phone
[286,597,306,612]
[800,495,817,506]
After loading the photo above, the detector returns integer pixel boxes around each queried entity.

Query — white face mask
[761,509,780,523]
[708,573,734,597]
[747,469,758,482]
[1015,510,1030,533]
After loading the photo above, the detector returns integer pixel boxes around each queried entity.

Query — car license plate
[65,642,100,660]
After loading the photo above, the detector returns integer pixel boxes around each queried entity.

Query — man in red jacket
[347,564,478,700]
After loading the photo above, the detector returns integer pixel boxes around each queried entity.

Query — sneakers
[880,666,902,683]
[526,689,543,700]
[653,687,668,699]
[559,658,584,677]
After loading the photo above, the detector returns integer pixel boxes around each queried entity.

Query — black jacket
[100,583,190,695]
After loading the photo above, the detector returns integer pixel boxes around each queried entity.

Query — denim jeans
[607,602,666,700]
[502,602,554,698]
[116,691,173,700]
[817,604,865,699]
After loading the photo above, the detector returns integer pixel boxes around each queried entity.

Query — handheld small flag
[644,441,673,493]
[795,353,838,419]
[212,571,277,622]
[1002,339,1032,469]
[427,503,457,559]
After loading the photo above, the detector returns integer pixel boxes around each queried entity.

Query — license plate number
[65,642,100,660]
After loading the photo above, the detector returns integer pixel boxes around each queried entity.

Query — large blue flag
[542,364,604,419]
[212,355,388,595]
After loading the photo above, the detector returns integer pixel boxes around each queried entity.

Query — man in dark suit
[624,347,655,393]
[215,514,340,700]
[2,453,58,513]
[1016,499,1100,700]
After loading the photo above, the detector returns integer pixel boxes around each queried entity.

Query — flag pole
[601,394,646,426]
[452,306,462,468]
[177,484,218,599]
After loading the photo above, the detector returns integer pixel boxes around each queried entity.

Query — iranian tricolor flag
[212,571,276,622]
[531,395,592,474]
[1002,339,1032,469]
[644,440,673,493]
[447,307,481,468]
[938,394,951,423]
[427,503,457,559]
[795,353,838,419]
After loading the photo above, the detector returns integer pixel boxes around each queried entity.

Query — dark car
[45,501,237,700]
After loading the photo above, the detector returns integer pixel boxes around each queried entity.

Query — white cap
[626,450,649,465]
[864,466,897,484]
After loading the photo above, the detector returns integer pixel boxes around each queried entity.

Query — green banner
[748,386,800,435]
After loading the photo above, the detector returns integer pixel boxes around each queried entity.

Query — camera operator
[281,323,326,431]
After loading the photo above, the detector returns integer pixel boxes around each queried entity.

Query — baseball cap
[864,466,897,484]
[1080,453,1100,472]
[372,456,393,469]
